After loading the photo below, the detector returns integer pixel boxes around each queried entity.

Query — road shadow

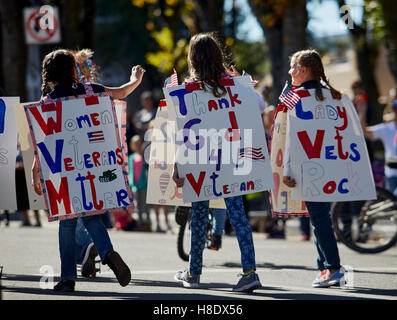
[2,273,396,300]
[221,262,317,272]
[2,282,380,300]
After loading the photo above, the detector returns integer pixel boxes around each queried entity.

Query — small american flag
[165,69,178,87]
[279,82,300,110]
[87,131,105,143]
[239,147,265,161]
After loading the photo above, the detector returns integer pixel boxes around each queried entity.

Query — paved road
[1,213,397,302]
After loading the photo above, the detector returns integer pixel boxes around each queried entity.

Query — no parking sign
[24,6,61,44]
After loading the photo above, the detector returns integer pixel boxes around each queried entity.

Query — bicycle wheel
[331,186,397,254]
[177,219,191,262]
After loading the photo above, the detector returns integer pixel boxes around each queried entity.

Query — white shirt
[369,121,397,177]
[256,92,267,114]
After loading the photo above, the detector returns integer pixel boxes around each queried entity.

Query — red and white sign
[24,6,61,44]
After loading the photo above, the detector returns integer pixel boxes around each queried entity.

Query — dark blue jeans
[59,214,114,279]
[305,201,341,271]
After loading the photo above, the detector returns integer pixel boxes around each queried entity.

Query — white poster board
[270,107,308,217]
[163,75,274,203]
[287,89,376,202]
[114,100,129,170]
[15,101,46,210]
[0,97,19,210]
[146,105,226,208]
[24,93,133,221]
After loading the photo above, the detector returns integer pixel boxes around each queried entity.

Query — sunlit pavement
[1,211,397,301]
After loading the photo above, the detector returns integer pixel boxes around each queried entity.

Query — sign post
[23,6,61,45]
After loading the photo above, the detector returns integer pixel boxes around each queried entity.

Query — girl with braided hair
[32,48,145,292]
[282,49,345,288]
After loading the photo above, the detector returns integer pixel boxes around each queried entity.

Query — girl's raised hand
[130,65,146,83]
[225,65,240,77]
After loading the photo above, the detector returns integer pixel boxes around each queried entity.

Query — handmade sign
[270,105,308,218]
[24,93,133,221]
[15,100,46,210]
[163,75,274,203]
[286,88,376,202]
[0,97,20,210]
[114,99,129,171]
[146,103,226,208]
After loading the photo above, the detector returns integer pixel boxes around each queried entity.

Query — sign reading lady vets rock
[0,97,20,209]
[24,93,133,221]
[163,75,274,203]
[286,89,376,202]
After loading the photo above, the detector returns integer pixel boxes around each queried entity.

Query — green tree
[337,0,382,124]
[131,0,225,78]
[248,0,308,107]
[0,0,29,99]
[374,0,397,83]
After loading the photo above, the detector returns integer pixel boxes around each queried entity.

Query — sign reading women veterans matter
[163,75,274,203]
[287,88,376,202]
[24,93,133,221]
[0,97,20,210]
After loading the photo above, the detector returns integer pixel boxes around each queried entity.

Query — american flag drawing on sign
[87,131,105,143]
[239,147,265,161]
[279,82,301,110]
[165,69,178,87]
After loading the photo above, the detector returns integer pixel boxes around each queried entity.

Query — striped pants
[188,196,256,275]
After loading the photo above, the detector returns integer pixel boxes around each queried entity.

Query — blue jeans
[189,196,256,275]
[75,218,93,265]
[386,177,397,196]
[212,208,227,236]
[305,201,341,271]
[59,214,114,280]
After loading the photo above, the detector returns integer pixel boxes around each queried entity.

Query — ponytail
[291,49,342,101]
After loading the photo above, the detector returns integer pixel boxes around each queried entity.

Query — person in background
[72,49,112,279]
[128,135,151,225]
[351,80,369,128]
[207,208,228,250]
[364,102,397,195]
[16,142,41,227]
[133,91,157,138]
[112,207,137,231]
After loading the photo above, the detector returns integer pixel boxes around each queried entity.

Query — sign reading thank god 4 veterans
[287,88,376,202]
[163,75,274,203]
[24,93,133,221]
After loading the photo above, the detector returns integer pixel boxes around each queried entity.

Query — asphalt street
[1,211,397,302]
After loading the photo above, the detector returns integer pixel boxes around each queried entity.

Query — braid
[321,72,342,100]
[40,49,79,96]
